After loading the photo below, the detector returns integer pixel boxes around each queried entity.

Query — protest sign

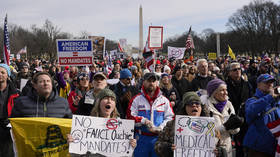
[69,115,135,157]
[89,36,105,57]
[174,115,216,157]
[168,46,186,59]
[148,26,163,49]
[56,39,93,66]
[10,117,72,157]
[20,78,28,92]
[208,53,217,60]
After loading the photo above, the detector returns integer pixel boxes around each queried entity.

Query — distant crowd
[0,54,280,157]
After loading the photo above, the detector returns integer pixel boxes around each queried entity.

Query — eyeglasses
[73,79,77,82]
[231,68,241,72]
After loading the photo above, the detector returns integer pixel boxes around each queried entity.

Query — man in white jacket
[127,72,174,157]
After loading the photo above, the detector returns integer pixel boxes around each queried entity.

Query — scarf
[214,101,227,113]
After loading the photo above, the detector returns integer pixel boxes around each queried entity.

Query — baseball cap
[143,72,160,81]
[257,74,275,83]
[93,72,107,80]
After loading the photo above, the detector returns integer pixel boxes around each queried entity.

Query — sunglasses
[231,68,241,72]
[125,78,131,81]
[80,77,89,81]
[187,101,201,106]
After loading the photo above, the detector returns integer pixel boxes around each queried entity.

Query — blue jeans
[134,133,158,157]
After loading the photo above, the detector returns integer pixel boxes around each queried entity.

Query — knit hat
[131,65,138,71]
[120,68,132,79]
[206,79,226,97]
[161,73,169,79]
[97,89,116,101]
[0,64,11,77]
[182,92,201,106]
[163,65,171,72]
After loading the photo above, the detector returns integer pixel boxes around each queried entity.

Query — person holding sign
[201,79,243,157]
[155,92,211,157]
[127,72,174,157]
[68,88,137,156]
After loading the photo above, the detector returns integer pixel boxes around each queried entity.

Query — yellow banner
[10,117,72,157]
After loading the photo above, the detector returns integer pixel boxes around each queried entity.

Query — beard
[146,86,155,93]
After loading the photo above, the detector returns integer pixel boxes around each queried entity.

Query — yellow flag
[10,117,72,157]
[228,45,236,60]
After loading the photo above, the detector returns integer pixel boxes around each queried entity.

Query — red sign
[59,57,93,65]
[106,119,118,130]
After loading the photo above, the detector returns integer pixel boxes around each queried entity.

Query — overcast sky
[1,0,279,47]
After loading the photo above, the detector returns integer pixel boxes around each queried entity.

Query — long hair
[159,78,173,90]
[90,98,120,118]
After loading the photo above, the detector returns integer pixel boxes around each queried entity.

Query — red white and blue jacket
[127,86,174,135]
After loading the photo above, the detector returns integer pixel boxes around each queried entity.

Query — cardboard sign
[56,39,93,66]
[69,115,135,157]
[174,115,216,157]
[148,26,163,49]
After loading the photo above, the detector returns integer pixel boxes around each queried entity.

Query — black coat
[11,88,72,118]
[113,82,140,118]
[171,76,192,98]
[191,75,213,91]
[226,77,252,115]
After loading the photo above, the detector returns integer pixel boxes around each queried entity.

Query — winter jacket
[76,89,97,116]
[113,81,139,119]
[191,74,213,91]
[0,81,19,141]
[127,86,174,135]
[201,95,239,157]
[171,76,192,98]
[160,86,181,113]
[226,77,252,115]
[243,88,280,156]
[11,88,72,118]
[68,88,88,114]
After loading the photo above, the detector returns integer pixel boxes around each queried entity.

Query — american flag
[104,51,112,75]
[267,118,280,157]
[185,27,195,50]
[18,46,27,54]
[143,39,154,72]
[118,42,124,53]
[3,14,10,65]
[191,121,202,133]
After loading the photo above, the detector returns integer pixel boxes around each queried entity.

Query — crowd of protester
[0,54,280,157]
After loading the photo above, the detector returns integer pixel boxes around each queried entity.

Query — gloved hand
[223,114,244,130]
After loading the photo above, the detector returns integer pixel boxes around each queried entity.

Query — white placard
[16,54,21,60]
[69,115,135,157]
[107,79,120,85]
[174,115,216,157]
[148,26,163,49]
[20,79,28,92]
[168,46,186,59]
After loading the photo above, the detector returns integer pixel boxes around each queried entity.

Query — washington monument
[139,5,143,54]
